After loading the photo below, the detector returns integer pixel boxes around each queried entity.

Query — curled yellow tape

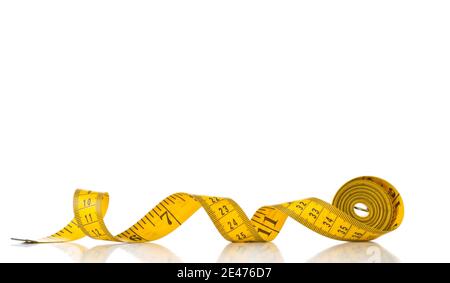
[13,176,403,243]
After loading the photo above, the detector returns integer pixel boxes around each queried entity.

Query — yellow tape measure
[13,176,403,244]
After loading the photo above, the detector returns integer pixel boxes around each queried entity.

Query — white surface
[1,1,449,263]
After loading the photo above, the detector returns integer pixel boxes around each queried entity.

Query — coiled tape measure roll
[13,176,403,244]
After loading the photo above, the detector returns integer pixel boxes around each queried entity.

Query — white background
[1,1,449,263]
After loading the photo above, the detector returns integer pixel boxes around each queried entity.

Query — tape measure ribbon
[13,176,403,243]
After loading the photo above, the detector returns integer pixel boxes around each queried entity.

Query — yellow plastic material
[14,176,403,243]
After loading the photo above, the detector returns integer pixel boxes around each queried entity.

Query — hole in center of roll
[354,203,369,218]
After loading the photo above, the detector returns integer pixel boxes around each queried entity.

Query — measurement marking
[144,215,155,226]
[64,228,72,234]
[81,220,100,226]
[343,224,353,236]
[152,209,160,217]
[163,199,169,205]
[209,199,225,207]
[216,209,236,221]
[252,220,280,233]
[227,222,244,233]
[299,202,311,217]
[174,194,186,202]
[148,211,154,218]
[75,204,96,211]
[359,231,367,239]
[313,207,324,225]
[327,215,339,233]
[156,205,162,211]
[167,197,176,204]
[252,215,261,219]
[160,203,182,225]
[129,227,149,241]
[90,229,105,238]
[393,193,400,202]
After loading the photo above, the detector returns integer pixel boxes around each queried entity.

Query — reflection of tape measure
[12,176,403,244]
[308,242,399,263]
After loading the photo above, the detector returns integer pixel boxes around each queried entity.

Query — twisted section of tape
[13,176,403,243]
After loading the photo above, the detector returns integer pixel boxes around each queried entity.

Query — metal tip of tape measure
[11,238,38,244]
